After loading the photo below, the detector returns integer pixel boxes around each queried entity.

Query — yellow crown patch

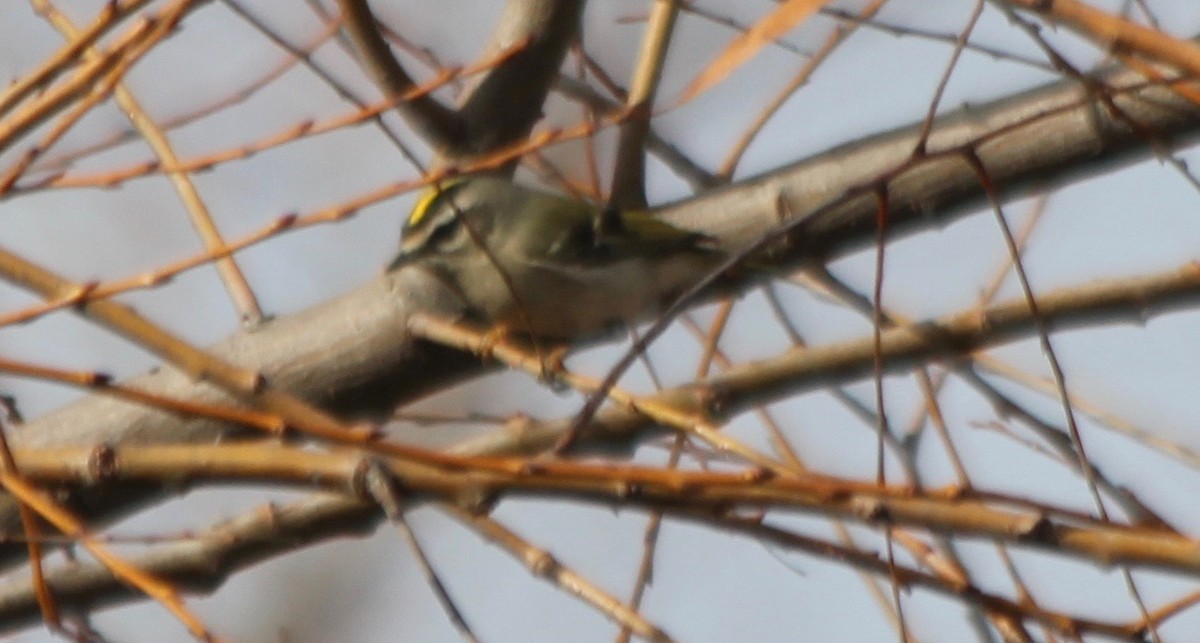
[407,178,468,228]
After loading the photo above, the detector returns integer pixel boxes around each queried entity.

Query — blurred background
[3,1,1200,640]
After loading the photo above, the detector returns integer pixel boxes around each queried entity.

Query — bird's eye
[568,218,597,248]
[425,216,461,249]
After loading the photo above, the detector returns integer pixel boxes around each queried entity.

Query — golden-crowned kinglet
[387,176,717,338]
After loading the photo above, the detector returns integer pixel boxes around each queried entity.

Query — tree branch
[453,0,585,163]
[3,60,1199,573]
[335,0,464,153]
[654,65,1200,263]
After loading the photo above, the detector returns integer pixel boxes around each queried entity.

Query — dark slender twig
[335,0,464,154]
[363,463,478,642]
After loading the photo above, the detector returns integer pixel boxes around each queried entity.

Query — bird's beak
[385,236,426,272]
[385,251,411,272]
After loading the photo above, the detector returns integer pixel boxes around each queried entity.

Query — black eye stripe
[427,216,459,246]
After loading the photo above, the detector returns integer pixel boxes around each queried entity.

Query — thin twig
[37,0,265,324]
[610,0,679,209]
[363,463,478,642]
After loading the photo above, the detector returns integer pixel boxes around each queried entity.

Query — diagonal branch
[609,0,679,209]
[453,0,585,163]
[451,261,1200,456]
[3,58,1200,573]
[337,0,583,166]
[335,0,464,153]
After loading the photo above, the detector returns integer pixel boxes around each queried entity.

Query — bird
[387,176,719,339]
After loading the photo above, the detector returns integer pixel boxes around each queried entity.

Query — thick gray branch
[655,67,1200,262]
[0,269,477,567]
[454,0,584,160]
[2,65,1199,571]
[337,0,583,162]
